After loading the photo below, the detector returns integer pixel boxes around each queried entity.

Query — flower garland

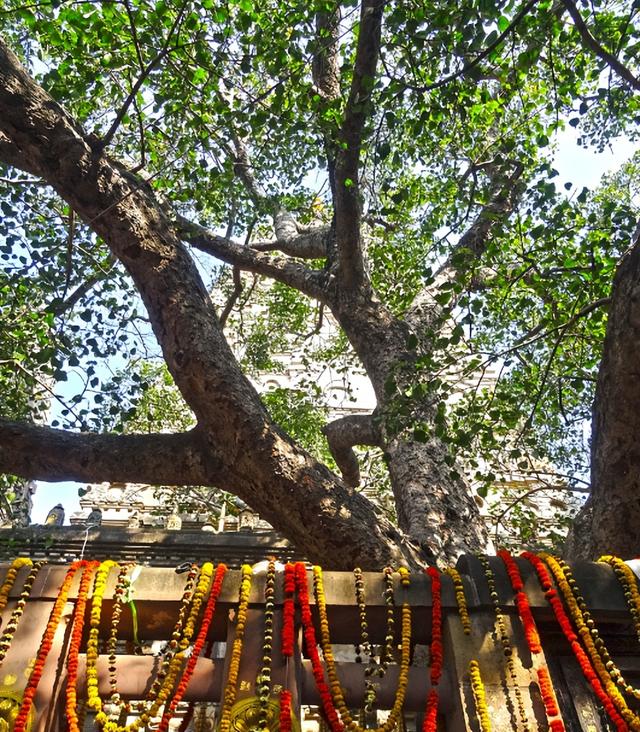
[497,550,564,731]
[0,558,32,617]
[218,564,253,732]
[279,690,293,732]
[540,553,640,730]
[157,563,227,732]
[282,563,296,658]
[522,551,629,732]
[353,568,371,665]
[477,555,530,732]
[256,558,276,729]
[444,566,471,634]
[105,563,137,707]
[14,561,83,732]
[313,564,411,732]
[468,660,491,732]
[293,562,343,732]
[0,560,45,665]
[422,567,442,732]
[599,555,640,645]
[66,560,100,732]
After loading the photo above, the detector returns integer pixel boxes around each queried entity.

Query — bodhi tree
[0,0,638,567]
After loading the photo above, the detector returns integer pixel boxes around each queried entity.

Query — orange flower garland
[0,560,45,665]
[0,558,32,617]
[14,561,83,732]
[498,550,564,731]
[423,567,442,732]
[66,560,100,732]
[157,563,227,732]
[313,564,411,732]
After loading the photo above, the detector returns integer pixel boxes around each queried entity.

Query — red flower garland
[294,562,343,732]
[66,560,100,732]
[279,689,292,732]
[157,563,228,732]
[522,552,628,732]
[497,550,541,653]
[422,567,442,732]
[282,563,296,658]
[14,561,83,732]
[537,667,560,717]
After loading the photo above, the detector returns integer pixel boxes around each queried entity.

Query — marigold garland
[422,567,442,732]
[540,553,640,731]
[314,564,411,732]
[279,689,293,732]
[478,555,530,732]
[0,560,45,665]
[66,560,100,732]
[218,564,253,732]
[14,561,82,732]
[497,550,564,731]
[599,555,640,645]
[282,563,296,658]
[105,562,137,706]
[468,660,491,732]
[444,566,471,634]
[293,562,343,732]
[0,558,32,617]
[157,563,227,732]
[256,558,276,729]
[522,551,629,732]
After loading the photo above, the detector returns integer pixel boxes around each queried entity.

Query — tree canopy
[0,0,639,567]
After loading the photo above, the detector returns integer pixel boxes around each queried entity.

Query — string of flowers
[14,561,83,732]
[293,562,343,732]
[468,660,491,732]
[353,568,371,664]
[422,567,442,732]
[477,555,530,732]
[105,562,136,707]
[0,558,32,618]
[157,563,227,732]
[66,560,100,732]
[497,550,564,731]
[540,553,640,730]
[522,551,629,732]
[218,564,253,732]
[599,556,640,645]
[0,560,45,665]
[314,564,412,732]
[444,567,471,634]
[281,562,296,732]
[279,690,293,732]
[256,558,276,730]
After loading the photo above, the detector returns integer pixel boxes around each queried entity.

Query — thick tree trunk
[566,235,640,559]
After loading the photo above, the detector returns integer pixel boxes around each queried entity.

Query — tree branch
[251,221,330,259]
[561,0,640,91]
[334,0,385,291]
[175,214,332,303]
[0,420,216,485]
[322,413,382,487]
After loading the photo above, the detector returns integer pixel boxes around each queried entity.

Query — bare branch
[0,419,216,486]
[562,0,640,91]
[251,220,331,259]
[322,413,382,487]
[175,214,332,303]
[334,0,385,291]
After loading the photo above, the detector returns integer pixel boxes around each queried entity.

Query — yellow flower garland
[444,567,471,634]
[599,555,640,644]
[313,565,411,732]
[541,553,640,731]
[469,660,491,732]
[0,559,32,615]
[219,564,253,732]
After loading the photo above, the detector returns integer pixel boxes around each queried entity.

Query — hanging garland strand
[219,564,253,732]
[280,563,296,732]
[540,553,640,731]
[14,561,83,732]
[468,660,491,732]
[293,562,343,732]
[106,563,137,707]
[522,552,629,732]
[257,559,276,730]
[0,560,45,665]
[0,558,33,618]
[477,555,530,732]
[497,550,565,731]
[444,567,471,635]
[313,564,412,732]
[599,556,640,646]
[66,560,100,732]
[157,563,227,732]
[422,567,442,732]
